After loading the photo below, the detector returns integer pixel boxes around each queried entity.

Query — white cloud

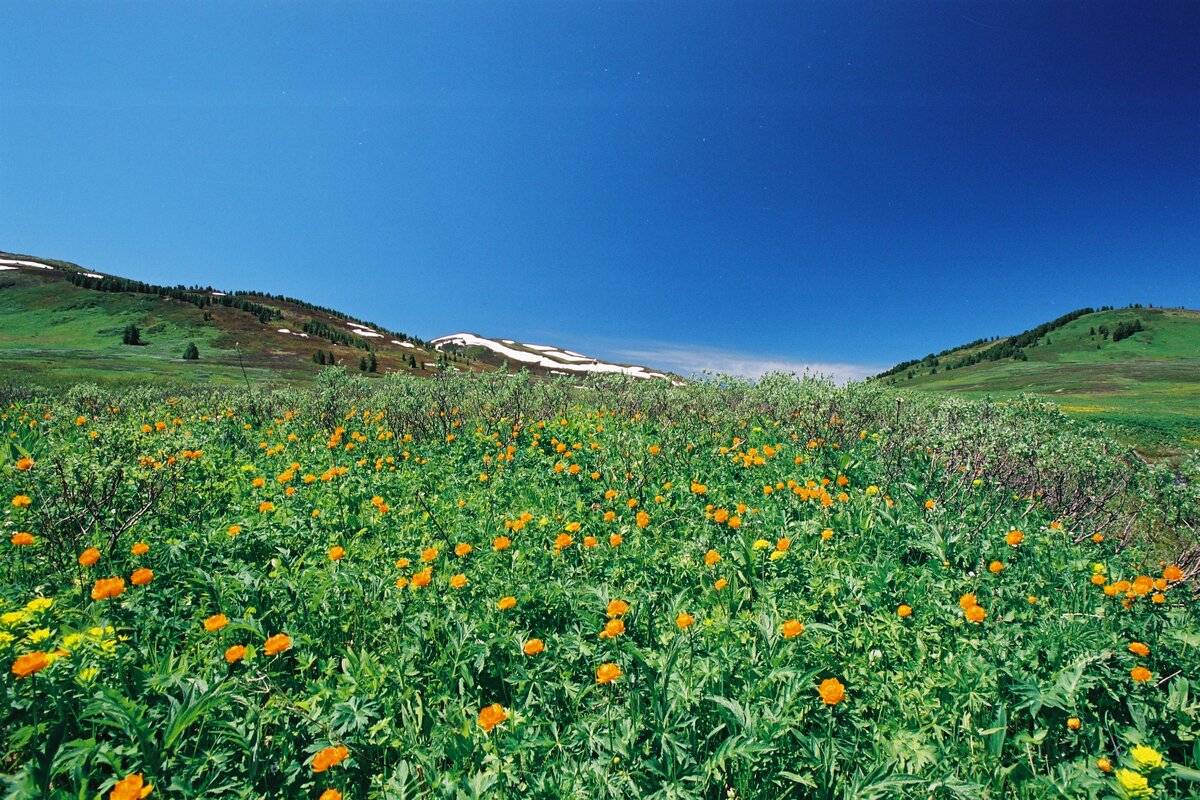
[598,340,884,385]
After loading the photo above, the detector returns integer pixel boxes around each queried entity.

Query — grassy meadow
[2,371,1199,799]
[880,307,1200,459]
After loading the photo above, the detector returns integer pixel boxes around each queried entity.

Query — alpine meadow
[4,2,1199,798]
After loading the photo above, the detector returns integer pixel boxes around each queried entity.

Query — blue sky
[3,1,1197,381]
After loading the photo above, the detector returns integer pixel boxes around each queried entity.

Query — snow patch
[84,272,104,278]
[0,266,16,271]
[524,344,559,351]
[430,333,674,382]
[0,259,55,270]
[211,291,226,297]
[347,325,383,338]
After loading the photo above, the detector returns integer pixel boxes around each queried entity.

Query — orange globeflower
[319,790,342,800]
[91,577,126,601]
[411,567,433,588]
[258,501,275,513]
[988,561,1004,574]
[818,677,846,705]
[636,511,650,528]
[583,535,598,548]
[498,596,517,610]
[478,703,507,732]
[609,533,624,547]
[311,745,349,772]
[12,651,51,678]
[79,547,100,566]
[676,612,695,629]
[964,605,987,623]
[1067,717,1081,730]
[227,524,242,537]
[204,614,229,632]
[131,568,154,586]
[263,633,292,656]
[225,644,247,664]
[599,618,626,639]
[897,605,912,617]
[523,638,545,655]
[450,574,468,589]
[705,549,721,566]
[554,533,573,550]
[1164,565,1183,582]
[1005,530,1024,547]
[1129,641,1150,656]
[781,619,804,639]
[714,578,728,590]
[11,532,34,546]
[958,593,977,610]
[109,772,153,800]
[131,542,149,555]
[607,600,629,617]
[493,536,512,551]
[328,546,345,561]
[1131,666,1152,682]
[16,456,34,471]
[596,662,622,684]
[11,495,32,508]
[923,499,936,510]
[421,547,438,562]
[455,543,473,557]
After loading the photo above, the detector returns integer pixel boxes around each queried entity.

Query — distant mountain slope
[432,333,684,384]
[875,306,1200,457]
[0,251,676,389]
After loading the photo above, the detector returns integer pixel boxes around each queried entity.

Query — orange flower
[713,508,729,524]
[690,482,707,495]
[1131,666,1152,682]
[988,561,1004,574]
[204,614,229,632]
[596,662,622,684]
[263,633,292,656]
[15,456,33,471]
[91,577,126,601]
[958,593,977,610]
[131,568,154,586]
[583,535,598,548]
[897,605,912,617]
[923,499,936,510]
[820,528,833,541]
[319,790,342,800]
[775,538,791,552]
[79,547,100,566]
[328,546,345,561]
[781,619,804,639]
[599,618,626,638]
[455,543,473,557]
[12,651,51,678]
[10,532,34,546]
[109,772,153,800]
[421,547,438,562]
[395,557,411,568]
[477,703,507,732]
[131,542,149,555]
[676,612,695,629]
[555,533,573,550]
[1164,565,1183,582]
[411,567,432,588]
[523,638,545,655]
[450,573,467,589]
[311,745,349,772]
[607,599,629,617]
[11,495,32,508]
[1067,717,1081,730]
[1005,530,1024,547]
[225,644,247,664]
[227,524,242,537]
[704,549,721,566]
[258,501,275,513]
[714,578,728,590]
[493,536,511,551]
[252,477,266,488]
[1091,574,1107,586]
[635,511,650,528]
[609,533,623,547]
[964,604,986,623]
[1129,641,1150,656]
[498,596,516,610]
[1097,757,1112,772]
[818,677,846,705]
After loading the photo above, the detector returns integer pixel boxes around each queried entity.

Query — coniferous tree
[182,342,200,360]
[368,352,378,373]
[122,324,141,345]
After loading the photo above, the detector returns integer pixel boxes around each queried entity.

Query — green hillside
[0,252,484,388]
[876,306,1200,457]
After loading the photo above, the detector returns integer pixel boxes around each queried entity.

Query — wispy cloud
[597,340,884,385]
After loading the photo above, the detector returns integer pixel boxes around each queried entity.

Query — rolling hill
[875,305,1200,457]
[0,251,676,389]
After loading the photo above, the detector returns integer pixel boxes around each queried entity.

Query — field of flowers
[2,370,1199,799]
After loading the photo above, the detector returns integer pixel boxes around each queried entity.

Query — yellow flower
[752,539,770,551]
[25,598,52,613]
[1114,768,1152,798]
[1129,744,1164,771]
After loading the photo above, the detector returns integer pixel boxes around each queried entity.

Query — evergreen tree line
[69,272,283,324]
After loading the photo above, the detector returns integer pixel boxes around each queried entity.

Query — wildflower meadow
[2,370,1199,799]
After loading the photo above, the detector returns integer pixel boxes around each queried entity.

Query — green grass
[881,307,1200,458]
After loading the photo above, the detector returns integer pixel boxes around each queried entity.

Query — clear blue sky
[3,1,1197,380]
